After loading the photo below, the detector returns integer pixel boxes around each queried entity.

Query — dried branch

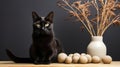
[57,0,120,36]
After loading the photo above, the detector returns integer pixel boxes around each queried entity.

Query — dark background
[0,0,120,61]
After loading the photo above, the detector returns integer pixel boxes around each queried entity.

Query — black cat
[6,11,63,64]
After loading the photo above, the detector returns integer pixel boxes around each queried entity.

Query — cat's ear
[32,11,40,22]
[45,11,54,23]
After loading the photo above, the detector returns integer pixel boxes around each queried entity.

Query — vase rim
[91,36,103,41]
[91,36,103,37]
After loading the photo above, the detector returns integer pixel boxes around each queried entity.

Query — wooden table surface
[0,61,120,67]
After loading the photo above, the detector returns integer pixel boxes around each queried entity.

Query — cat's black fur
[6,11,63,64]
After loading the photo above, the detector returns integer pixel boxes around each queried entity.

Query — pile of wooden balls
[57,53,112,64]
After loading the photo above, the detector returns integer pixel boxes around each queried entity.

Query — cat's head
[32,11,54,35]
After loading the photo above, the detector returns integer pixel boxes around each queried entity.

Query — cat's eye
[45,23,49,27]
[36,24,40,28]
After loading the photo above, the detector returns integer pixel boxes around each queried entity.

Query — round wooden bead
[68,54,73,57]
[92,56,101,63]
[58,53,67,63]
[74,53,80,57]
[102,55,112,64]
[72,55,80,63]
[65,56,72,64]
[86,54,92,63]
[79,55,88,64]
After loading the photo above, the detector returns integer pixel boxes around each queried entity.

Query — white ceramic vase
[87,36,107,58]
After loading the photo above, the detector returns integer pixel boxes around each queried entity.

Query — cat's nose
[42,27,45,30]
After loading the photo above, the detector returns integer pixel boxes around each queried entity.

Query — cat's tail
[6,49,33,63]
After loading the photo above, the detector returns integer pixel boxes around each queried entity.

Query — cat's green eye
[36,24,40,28]
[45,23,49,27]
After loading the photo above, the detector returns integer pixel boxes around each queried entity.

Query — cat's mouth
[40,29,51,35]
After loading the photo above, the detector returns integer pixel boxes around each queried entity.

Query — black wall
[0,0,120,61]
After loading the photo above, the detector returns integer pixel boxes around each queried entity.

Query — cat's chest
[34,36,53,43]
[33,36,54,46]
[33,40,55,51]
[33,33,52,40]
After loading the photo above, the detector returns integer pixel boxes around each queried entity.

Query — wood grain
[0,61,120,67]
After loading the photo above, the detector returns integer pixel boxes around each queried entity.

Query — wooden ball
[58,53,67,63]
[86,54,92,63]
[102,55,112,64]
[81,53,86,56]
[92,56,101,63]
[68,54,73,57]
[79,55,88,64]
[72,55,80,63]
[74,53,80,57]
[65,56,72,64]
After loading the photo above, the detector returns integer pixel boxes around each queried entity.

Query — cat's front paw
[42,61,51,64]
[42,59,51,64]
[34,60,51,64]
[34,60,41,64]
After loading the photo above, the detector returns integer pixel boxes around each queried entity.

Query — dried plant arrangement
[57,0,120,36]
